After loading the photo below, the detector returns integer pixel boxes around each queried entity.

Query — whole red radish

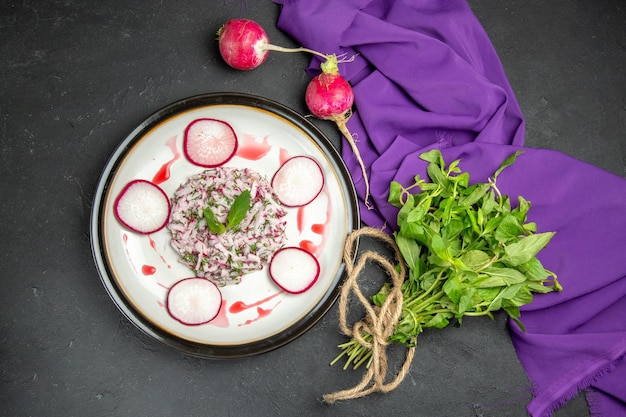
[305,69,354,120]
[305,56,372,209]
[217,19,329,71]
[218,19,270,71]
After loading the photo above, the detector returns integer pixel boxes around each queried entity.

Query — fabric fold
[274,0,626,416]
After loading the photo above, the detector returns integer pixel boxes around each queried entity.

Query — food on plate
[183,118,238,167]
[113,179,171,234]
[269,246,321,294]
[167,167,288,286]
[271,155,325,207]
[166,277,223,325]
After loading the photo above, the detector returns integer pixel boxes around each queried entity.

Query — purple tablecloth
[274,0,626,416]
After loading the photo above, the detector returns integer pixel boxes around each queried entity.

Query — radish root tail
[323,227,415,403]
[265,44,329,60]
[265,45,358,65]
[331,111,373,210]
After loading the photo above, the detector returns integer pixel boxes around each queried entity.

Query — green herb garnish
[333,149,561,369]
[203,189,252,235]
[227,190,251,230]
[203,207,226,235]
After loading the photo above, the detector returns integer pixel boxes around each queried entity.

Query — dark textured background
[2,1,624,416]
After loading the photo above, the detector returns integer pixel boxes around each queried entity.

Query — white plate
[90,93,359,357]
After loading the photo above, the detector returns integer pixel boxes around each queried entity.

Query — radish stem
[266,45,357,64]
[265,44,329,60]
[332,112,372,210]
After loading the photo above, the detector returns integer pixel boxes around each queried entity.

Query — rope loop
[323,227,416,403]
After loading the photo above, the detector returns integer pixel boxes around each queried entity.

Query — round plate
[90,93,360,358]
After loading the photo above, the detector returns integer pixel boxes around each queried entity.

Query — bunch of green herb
[332,149,562,369]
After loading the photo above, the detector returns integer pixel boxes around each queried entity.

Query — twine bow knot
[323,227,416,403]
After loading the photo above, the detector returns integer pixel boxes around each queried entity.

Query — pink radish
[217,19,329,71]
[305,55,372,209]
[113,179,170,234]
[269,247,320,294]
[166,278,223,325]
[271,156,324,207]
[183,118,238,167]
[218,19,270,71]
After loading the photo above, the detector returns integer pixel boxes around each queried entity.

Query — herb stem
[406,290,445,313]
[417,308,454,318]
[463,310,493,317]
[404,268,448,308]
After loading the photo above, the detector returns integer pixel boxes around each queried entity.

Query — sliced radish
[271,156,324,207]
[183,118,238,167]
[166,278,223,325]
[113,179,171,234]
[269,247,320,294]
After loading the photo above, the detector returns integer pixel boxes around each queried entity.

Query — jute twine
[323,227,416,404]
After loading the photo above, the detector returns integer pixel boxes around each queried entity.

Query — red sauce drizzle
[152,135,180,185]
[278,147,292,165]
[299,239,317,255]
[156,283,168,308]
[297,189,332,257]
[148,235,172,269]
[208,300,230,328]
[141,265,156,275]
[122,233,131,257]
[238,303,281,327]
[297,206,306,234]
[229,291,283,314]
[121,233,137,273]
[237,134,272,160]
[311,223,325,234]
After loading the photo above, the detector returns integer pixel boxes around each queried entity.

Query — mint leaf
[388,181,403,207]
[425,312,452,329]
[460,183,490,207]
[430,234,452,265]
[427,162,449,189]
[493,150,524,180]
[419,149,444,166]
[457,287,476,315]
[203,207,225,235]
[494,213,526,244]
[480,266,528,286]
[459,250,492,270]
[397,193,415,225]
[442,273,462,303]
[227,190,251,230]
[502,232,556,266]
[395,233,422,272]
